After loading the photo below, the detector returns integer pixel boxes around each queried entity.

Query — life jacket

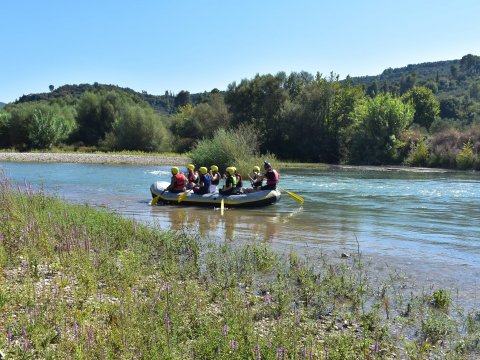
[174,173,186,191]
[235,174,243,188]
[200,174,211,192]
[226,174,237,188]
[211,171,220,185]
[266,169,279,185]
[188,171,198,184]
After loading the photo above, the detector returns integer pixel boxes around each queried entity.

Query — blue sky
[1,0,479,103]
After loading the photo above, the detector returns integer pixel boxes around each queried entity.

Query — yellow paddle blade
[221,198,224,215]
[285,189,304,204]
[278,186,304,204]
[178,190,190,203]
[149,195,160,206]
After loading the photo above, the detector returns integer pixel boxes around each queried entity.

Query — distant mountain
[0,102,5,109]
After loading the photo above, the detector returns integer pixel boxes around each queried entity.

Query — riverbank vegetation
[1,55,479,170]
[1,176,480,359]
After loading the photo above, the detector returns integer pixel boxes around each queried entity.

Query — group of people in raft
[165,161,280,197]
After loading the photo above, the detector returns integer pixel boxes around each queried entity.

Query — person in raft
[260,161,279,190]
[233,167,243,194]
[244,165,263,193]
[193,167,212,195]
[219,167,237,196]
[165,167,186,193]
[185,164,199,189]
[209,165,220,193]
[245,161,279,192]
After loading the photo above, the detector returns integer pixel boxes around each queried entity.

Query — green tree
[28,109,75,149]
[106,104,170,152]
[439,97,462,120]
[348,93,414,164]
[225,73,288,153]
[402,86,439,130]
[174,90,191,109]
[0,110,11,147]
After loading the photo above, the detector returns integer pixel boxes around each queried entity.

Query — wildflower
[230,339,238,350]
[222,324,228,338]
[73,320,79,340]
[276,346,286,359]
[374,338,379,353]
[88,326,94,347]
[255,343,261,360]
[264,292,272,304]
[7,326,12,346]
[162,282,170,291]
[165,312,170,333]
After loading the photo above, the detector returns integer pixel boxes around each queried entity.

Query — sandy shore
[0,152,190,166]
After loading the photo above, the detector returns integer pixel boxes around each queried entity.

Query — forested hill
[12,55,478,110]
[350,60,458,86]
[14,83,206,114]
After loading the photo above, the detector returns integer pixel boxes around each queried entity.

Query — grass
[0,174,479,359]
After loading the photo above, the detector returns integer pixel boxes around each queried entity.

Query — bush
[190,124,276,176]
[456,139,476,170]
[404,138,430,166]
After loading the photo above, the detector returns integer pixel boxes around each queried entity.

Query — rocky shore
[0,152,189,166]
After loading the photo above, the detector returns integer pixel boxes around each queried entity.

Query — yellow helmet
[199,166,207,174]
[187,164,195,171]
[232,167,237,173]
[226,167,235,176]
[210,165,218,171]
[171,167,179,175]
[253,166,260,172]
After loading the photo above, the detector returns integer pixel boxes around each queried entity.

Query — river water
[1,161,480,308]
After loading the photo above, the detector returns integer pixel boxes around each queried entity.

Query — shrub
[190,124,276,176]
[456,139,476,170]
[404,138,430,167]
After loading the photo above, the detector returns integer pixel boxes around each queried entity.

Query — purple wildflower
[230,339,238,350]
[325,348,329,360]
[165,312,170,333]
[255,343,261,359]
[276,347,286,359]
[7,327,12,346]
[222,324,228,338]
[88,326,94,347]
[73,320,79,340]
[162,282,170,291]
[264,292,272,304]
[374,338,379,352]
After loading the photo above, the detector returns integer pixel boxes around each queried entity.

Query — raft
[150,181,281,208]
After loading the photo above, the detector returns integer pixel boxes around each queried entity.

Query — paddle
[149,195,160,206]
[278,186,304,204]
[178,189,193,203]
[221,198,224,215]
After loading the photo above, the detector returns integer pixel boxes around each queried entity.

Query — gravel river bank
[0,152,189,165]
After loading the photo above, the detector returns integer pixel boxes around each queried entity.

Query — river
[1,161,479,308]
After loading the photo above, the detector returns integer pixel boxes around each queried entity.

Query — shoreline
[0,152,189,166]
[0,152,461,173]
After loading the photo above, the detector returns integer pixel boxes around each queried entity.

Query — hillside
[0,102,5,109]
[12,54,480,119]
[15,83,207,114]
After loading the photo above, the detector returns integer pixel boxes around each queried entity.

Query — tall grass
[0,174,479,358]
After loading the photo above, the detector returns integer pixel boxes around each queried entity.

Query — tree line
[1,55,479,169]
